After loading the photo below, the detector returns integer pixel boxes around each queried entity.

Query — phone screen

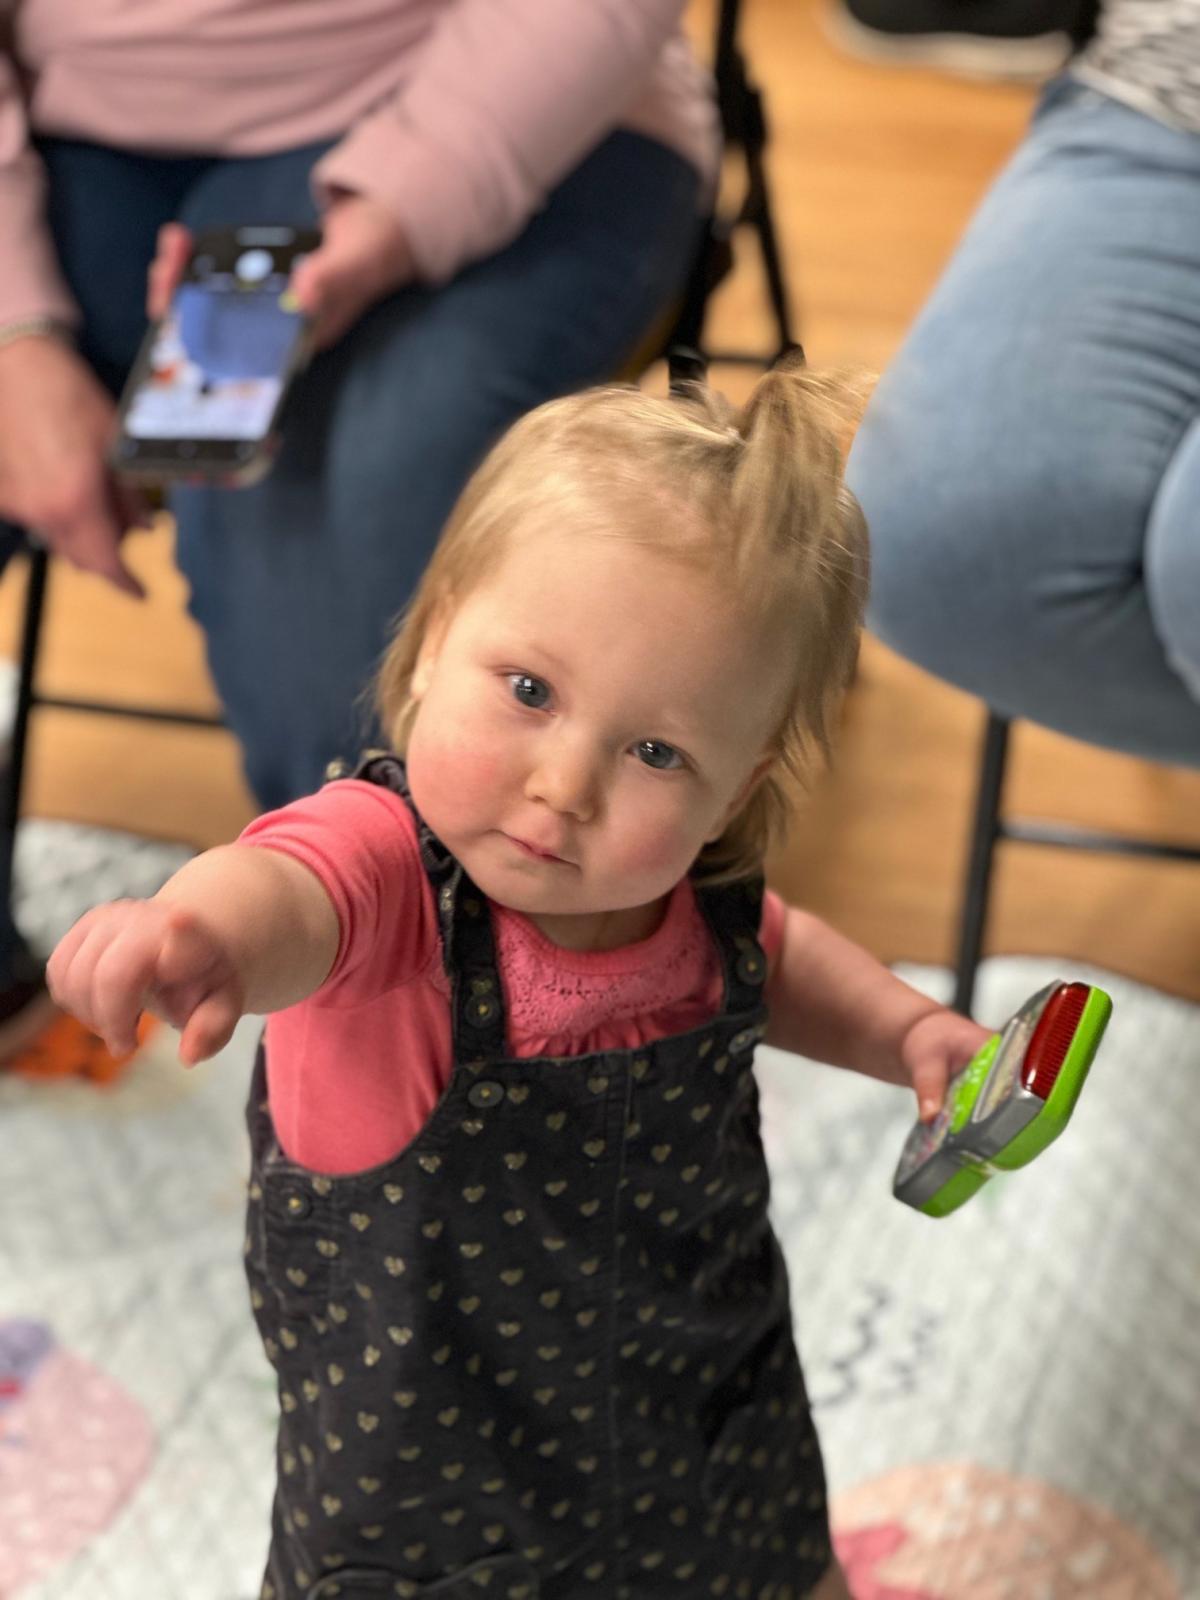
[122,248,304,445]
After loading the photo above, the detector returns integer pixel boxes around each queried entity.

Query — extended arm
[154,846,341,1013]
[47,844,340,1063]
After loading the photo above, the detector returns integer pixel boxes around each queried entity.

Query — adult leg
[36,138,209,394]
[171,132,701,808]
[1146,416,1200,704]
[849,78,1200,768]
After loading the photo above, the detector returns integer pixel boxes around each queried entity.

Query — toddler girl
[49,361,988,1600]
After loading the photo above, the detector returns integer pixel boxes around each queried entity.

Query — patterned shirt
[1076,0,1200,133]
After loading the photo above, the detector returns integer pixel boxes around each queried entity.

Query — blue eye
[635,740,683,771]
[509,673,550,709]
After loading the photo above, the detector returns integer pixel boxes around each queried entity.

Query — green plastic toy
[893,980,1113,1217]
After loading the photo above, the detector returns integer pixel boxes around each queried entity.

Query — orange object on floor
[8,1011,159,1085]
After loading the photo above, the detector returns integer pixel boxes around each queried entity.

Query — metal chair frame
[953,708,1200,1015]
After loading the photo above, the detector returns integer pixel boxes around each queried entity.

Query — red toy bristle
[1022,983,1089,1100]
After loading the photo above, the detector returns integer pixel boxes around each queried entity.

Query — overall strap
[340,753,509,1062]
[692,872,769,1016]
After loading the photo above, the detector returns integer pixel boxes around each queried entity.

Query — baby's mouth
[504,834,571,866]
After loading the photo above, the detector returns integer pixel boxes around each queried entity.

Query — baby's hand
[47,901,245,1065]
[900,1007,993,1123]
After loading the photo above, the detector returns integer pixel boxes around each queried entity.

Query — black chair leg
[685,0,795,367]
[729,61,796,356]
[746,160,795,358]
[0,543,50,912]
[953,709,1010,1017]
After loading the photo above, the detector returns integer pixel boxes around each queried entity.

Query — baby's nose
[526,740,600,821]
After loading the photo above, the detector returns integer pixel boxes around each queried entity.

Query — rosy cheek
[609,806,699,883]
[408,721,511,829]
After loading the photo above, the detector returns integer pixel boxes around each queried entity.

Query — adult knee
[1145,450,1200,707]
[1153,589,1200,704]
[848,404,1003,694]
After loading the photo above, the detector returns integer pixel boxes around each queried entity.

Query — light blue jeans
[848,75,1200,769]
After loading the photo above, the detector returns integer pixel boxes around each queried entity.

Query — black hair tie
[770,341,806,370]
[667,345,709,398]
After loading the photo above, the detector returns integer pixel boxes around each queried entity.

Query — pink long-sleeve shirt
[0,0,719,328]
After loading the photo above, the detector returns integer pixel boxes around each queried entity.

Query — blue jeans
[34,129,702,809]
[848,76,1200,769]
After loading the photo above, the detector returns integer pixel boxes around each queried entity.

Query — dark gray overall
[244,757,831,1600]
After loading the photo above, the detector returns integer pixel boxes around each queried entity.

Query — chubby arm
[47,845,340,1065]
[764,906,991,1119]
[154,846,341,1012]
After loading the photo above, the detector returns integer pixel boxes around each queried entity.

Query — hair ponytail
[697,356,871,879]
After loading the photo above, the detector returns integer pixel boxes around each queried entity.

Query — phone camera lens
[235,249,273,285]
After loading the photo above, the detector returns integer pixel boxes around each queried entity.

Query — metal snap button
[323,757,351,782]
[466,995,500,1027]
[284,1189,313,1220]
[468,1080,504,1109]
[735,951,765,985]
[729,1027,757,1054]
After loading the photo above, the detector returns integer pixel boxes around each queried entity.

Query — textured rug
[1,825,1197,1598]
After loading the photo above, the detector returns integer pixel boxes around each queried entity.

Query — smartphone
[112,225,319,487]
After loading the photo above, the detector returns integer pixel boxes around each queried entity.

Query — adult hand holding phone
[0,336,148,596]
[289,194,416,348]
[148,195,415,351]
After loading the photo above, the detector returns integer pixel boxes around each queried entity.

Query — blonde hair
[376,356,869,882]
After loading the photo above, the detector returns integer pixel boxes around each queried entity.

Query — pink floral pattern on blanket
[833,1523,941,1599]
[0,1319,154,1594]
[833,1462,1180,1599]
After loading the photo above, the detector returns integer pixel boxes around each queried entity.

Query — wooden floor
[4,0,1199,1004]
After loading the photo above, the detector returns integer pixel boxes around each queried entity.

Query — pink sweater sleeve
[313,0,692,284]
[0,49,79,328]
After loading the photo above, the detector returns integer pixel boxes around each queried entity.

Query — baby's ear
[411,597,454,700]
[706,753,774,843]
[411,650,435,699]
